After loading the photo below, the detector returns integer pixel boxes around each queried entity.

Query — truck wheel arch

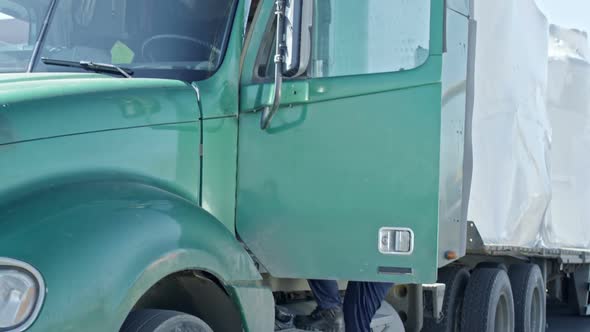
[123,271,243,331]
[0,180,262,332]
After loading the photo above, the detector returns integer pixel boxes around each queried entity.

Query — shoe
[274,305,295,330]
[294,306,344,332]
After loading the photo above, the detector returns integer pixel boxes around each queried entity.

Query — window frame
[252,0,433,82]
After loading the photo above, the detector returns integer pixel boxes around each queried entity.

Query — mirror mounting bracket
[260,0,286,130]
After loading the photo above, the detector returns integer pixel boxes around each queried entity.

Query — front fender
[0,181,261,332]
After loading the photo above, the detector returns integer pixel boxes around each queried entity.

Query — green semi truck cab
[0,0,474,331]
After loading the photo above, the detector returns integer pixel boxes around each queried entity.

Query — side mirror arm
[260,0,286,130]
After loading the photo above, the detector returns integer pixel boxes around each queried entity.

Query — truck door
[237,0,444,283]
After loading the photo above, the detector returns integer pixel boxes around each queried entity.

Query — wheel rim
[494,294,510,332]
[530,287,543,332]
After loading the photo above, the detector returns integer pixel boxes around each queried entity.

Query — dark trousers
[308,280,393,332]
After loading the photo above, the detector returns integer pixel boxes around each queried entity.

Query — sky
[535,0,590,33]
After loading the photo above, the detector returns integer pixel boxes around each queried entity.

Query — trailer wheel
[120,309,213,332]
[461,268,515,332]
[422,266,470,332]
[476,262,508,272]
[509,264,545,332]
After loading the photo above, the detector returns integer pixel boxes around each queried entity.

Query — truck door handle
[240,81,310,114]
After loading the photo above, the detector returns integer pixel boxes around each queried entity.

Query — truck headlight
[0,259,45,331]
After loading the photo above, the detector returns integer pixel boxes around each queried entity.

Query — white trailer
[417,1,590,332]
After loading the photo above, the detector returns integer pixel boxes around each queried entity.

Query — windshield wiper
[41,58,134,78]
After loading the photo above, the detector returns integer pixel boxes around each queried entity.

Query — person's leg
[308,279,342,309]
[294,280,344,331]
[343,282,394,332]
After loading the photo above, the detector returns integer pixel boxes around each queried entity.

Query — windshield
[0,0,51,73]
[32,0,237,81]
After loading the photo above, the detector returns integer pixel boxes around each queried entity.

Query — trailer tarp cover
[468,0,553,248]
[544,25,590,250]
[470,0,590,251]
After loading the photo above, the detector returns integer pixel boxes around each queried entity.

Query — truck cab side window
[311,0,431,78]
[253,15,277,81]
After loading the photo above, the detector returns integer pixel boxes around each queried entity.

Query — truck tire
[476,262,508,272]
[508,264,545,332]
[120,309,214,332]
[461,268,515,332]
[422,266,470,332]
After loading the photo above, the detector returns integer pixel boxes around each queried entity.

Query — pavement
[547,304,590,332]
[278,300,401,332]
[278,301,590,331]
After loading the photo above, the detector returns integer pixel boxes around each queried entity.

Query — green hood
[0,73,199,146]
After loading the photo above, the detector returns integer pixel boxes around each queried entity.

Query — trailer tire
[422,266,470,332]
[476,262,508,272]
[461,268,515,332]
[509,264,546,332]
[120,309,213,332]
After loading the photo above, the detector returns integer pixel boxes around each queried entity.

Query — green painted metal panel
[0,74,201,202]
[237,82,442,283]
[0,73,199,145]
[236,0,445,283]
[195,0,243,230]
[0,182,260,332]
[0,1,268,330]
[0,0,454,329]
[227,282,275,332]
[194,0,244,119]
[201,117,239,232]
[241,57,442,112]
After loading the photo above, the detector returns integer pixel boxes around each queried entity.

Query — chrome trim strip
[0,258,46,332]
